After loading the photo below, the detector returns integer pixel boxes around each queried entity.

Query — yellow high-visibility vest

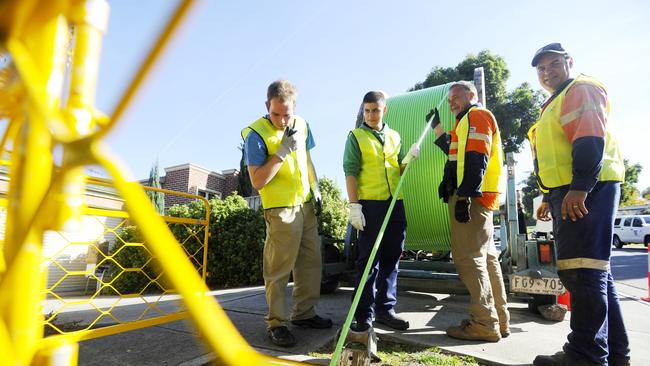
[351,126,403,201]
[455,107,504,193]
[241,116,310,209]
[528,74,624,192]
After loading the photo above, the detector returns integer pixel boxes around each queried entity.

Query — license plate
[510,275,565,295]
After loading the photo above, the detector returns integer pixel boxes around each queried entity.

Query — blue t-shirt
[244,116,316,166]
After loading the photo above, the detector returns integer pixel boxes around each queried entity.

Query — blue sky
[97,0,650,193]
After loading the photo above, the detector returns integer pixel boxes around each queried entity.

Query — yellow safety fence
[0,0,303,364]
[39,179,211,342]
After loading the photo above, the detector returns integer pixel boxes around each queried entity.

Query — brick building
[144,163,241,210]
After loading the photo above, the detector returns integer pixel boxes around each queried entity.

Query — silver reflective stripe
[560,101,598,126]
[449,154,457,161]
[450,142,459,149]
[557,257,609,271]
[468,132,491,144]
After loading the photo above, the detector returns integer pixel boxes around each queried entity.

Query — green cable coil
[383,83,455,252]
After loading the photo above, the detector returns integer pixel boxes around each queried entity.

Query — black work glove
[438,162,454,203]
[438,180,450,203]
[455,198,471,223]
[427,108,451,154]
[425,108,441,129]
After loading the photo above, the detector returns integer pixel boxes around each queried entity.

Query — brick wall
[221,169,240,197]
[206,172,223,195]
[162,165,190,208]
[158,164,240,209]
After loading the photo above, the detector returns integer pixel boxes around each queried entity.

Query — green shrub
[108,176,348,293]
[207,194,265,288]
[168,194,265,288]
[106,226,167,295]
[318,177,348,240]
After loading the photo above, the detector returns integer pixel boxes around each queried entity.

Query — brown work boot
[446,321,501,342]
[500,323,511,338]
[461,318,510,338]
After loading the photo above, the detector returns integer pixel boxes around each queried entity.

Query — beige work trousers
[263,203,322,330]
[448,194,509,332]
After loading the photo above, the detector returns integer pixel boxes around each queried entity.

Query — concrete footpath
[65,285,650,365]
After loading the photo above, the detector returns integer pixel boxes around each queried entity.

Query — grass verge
[309,336,480,366]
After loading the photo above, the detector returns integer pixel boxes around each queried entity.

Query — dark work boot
[291,314,333,329]
[375,312,409,330]
[608,356,631,366]
[533,351,594,366]
[267,326,296,347]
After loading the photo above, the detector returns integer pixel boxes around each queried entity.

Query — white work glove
[275,127,298,160]
[349,203,366,231]
[401,143,420,165]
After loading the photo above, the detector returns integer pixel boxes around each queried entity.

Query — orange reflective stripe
[466,132,491,155]
[560,83,607,142]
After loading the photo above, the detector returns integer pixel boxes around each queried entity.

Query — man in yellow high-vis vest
[528,43,630,366]
[343,91,419,333]
[429,81,510,343]
[241,80,331,348]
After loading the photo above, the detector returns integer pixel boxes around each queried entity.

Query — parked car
[613,215,650,248]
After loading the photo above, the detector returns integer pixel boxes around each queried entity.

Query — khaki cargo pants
[448,194,509,333]
[263,203,322,330]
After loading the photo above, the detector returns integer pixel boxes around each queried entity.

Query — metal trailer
[321,67,565,311]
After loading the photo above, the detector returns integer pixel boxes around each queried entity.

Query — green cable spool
[383,83,455,252]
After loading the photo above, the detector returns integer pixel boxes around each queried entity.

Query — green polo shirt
[343,122,405,178]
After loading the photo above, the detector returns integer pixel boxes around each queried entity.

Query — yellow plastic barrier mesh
[32,184,210,341]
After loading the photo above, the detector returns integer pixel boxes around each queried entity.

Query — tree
[410,50,544,154]
[237,142,253,197]
[520,171,541,221]
[492,83,545,153]
[146,161,165,214]
[621,160,645,206]
[318,176,348,239]
[620,159,643,207]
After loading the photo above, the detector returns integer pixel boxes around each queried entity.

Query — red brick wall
[162,167,190,208]
[224,171,240,196]
[160,165,241,208]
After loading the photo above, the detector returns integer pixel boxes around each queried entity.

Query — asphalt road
[611,244,649,300]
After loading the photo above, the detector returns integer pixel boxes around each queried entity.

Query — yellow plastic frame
[0,0,303,364]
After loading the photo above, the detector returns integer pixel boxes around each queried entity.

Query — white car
[613,215,650,248]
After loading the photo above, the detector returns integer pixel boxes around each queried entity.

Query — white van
[613,215,650,248]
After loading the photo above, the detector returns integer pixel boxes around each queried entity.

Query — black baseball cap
[531,43,569,67]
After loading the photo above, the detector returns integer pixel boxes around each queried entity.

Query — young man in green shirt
[343,90,418,332]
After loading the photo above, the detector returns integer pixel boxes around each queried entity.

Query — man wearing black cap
[528,43,630,366]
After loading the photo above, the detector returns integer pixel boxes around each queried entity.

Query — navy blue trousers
[548,182,630,365]
[353,199,406,325]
